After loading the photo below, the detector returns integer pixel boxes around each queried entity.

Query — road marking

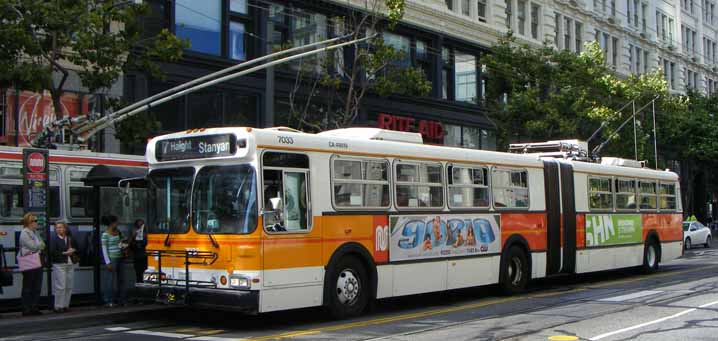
[126,330,196,338]
[548,336,578,341]
[105,327,131,332]
[188,337,247,341]
[598,290,663,302]
[588,299,718,340]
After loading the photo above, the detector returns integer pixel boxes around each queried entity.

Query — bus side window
[262,152,310,233]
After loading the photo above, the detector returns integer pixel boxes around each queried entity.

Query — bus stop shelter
[82,164,147,303]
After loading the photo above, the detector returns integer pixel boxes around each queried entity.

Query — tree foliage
[0,0,187,145]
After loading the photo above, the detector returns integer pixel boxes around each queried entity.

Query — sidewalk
[0,303,177,337]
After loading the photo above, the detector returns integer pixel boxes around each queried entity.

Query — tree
[283,0,431,132]
[482,33,684,162]
[0,0,187,145]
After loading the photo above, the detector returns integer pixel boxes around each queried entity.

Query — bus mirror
[269,197,282,211]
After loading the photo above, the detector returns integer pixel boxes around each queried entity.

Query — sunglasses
[30,219,38,223]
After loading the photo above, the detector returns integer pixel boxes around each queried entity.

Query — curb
[0,304,178,337]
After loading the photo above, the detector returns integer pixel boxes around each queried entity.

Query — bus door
[559,162,576,273]
[543,160,561,275]
[260,152,322,287]
[543,160,577,275]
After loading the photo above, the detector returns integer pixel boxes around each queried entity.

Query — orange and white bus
[137,127,683,318]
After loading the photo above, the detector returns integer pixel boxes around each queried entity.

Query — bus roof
[146,127,679,181]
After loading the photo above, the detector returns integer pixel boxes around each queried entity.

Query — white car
[683,221,712,249]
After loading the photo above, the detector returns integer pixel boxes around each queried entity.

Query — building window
[229,22,246,61]
[478,0,487,22]
[633,0,639,28]
[455,51,477,102]
[611,37,618,66]
[643,50,649,74]
[461,0,470,16]
[554,12,561,48]
[446,0,454,10]
[175,0,222,56]
[506,0,512,29]
[627,0,632,25]
[530,3,540,39]
[517,0,527,35]
[575,21,582,53]
[442,47,452,100]
[564,17,572,51]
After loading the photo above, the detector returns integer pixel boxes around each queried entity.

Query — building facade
[123,0,716,154]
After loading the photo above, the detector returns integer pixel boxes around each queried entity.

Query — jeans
[21,268,43,313]
[52,263,74,310]
[101,258,121,304]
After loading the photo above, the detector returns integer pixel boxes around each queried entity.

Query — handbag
[1,245,13,287]
[68,237,80,264]
[17,251,42,272]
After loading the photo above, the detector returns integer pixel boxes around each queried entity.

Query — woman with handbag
[18,213,45,316]
[50,220,77,313]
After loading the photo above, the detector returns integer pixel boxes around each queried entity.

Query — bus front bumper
[135,283,259,313]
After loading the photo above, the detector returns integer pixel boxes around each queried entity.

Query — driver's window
[262,152,310,233]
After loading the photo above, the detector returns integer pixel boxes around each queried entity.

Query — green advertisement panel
[585,214,643,247]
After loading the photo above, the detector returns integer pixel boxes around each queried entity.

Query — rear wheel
[325,257,369,319]
[705,236,712,248]
[642,238,660,273]
[685,237,692,250]
[500,246,529,295]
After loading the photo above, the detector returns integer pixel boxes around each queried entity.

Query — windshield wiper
[164,231,172,247]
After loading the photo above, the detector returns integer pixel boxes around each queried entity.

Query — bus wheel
[325,257,368,319]
[642,239,660,273]
[500,246,529,295]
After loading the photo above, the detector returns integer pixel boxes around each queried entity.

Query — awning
[82,164,147,187]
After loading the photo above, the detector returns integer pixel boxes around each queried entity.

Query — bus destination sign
[156,134,237,161]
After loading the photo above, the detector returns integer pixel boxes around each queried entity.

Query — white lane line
[126,330,196,338]
[589,299,718,340]
[598,290,663,302]
[105,327,131,332]
[188,337,247,341]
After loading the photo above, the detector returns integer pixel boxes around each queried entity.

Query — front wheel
[685,237,692,250]
[500,245,529,295]
[325,257,369,319]
[705,236,712,248]
[641,239,660,273]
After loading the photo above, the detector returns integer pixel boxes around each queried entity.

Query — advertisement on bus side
[585,214,643,247]
[389,214,501,262]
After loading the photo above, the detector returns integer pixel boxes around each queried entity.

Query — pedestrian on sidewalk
[51,220,76,313]
[132,219,147,283]
[101,215,122,307]
[19,213,45,316]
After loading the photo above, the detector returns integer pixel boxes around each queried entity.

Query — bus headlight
[229,275,251,289]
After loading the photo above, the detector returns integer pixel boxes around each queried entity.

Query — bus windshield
[192,165,257,234]
[147,167,194,234]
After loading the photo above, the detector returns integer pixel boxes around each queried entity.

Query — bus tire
[500,245,529,295]
[642,238,660,273]
[325,256,369,319]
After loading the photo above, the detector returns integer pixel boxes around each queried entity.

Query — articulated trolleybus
[138,127,683,318]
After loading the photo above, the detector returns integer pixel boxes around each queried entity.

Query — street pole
[633,101,638,161]
[652,99,658,169]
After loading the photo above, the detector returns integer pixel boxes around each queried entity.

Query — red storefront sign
[4,90,89,147]
[377,113,445,141]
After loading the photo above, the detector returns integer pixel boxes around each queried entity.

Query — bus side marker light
[220,276,227,286]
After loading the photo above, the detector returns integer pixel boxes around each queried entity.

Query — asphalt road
[4,244,718,341]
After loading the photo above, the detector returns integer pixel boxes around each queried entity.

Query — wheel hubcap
[336,269,360,305]
[509,257,523,285]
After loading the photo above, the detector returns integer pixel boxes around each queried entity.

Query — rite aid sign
[377,113,445,141]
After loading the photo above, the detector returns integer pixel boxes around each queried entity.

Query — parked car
[683,221,712,249]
